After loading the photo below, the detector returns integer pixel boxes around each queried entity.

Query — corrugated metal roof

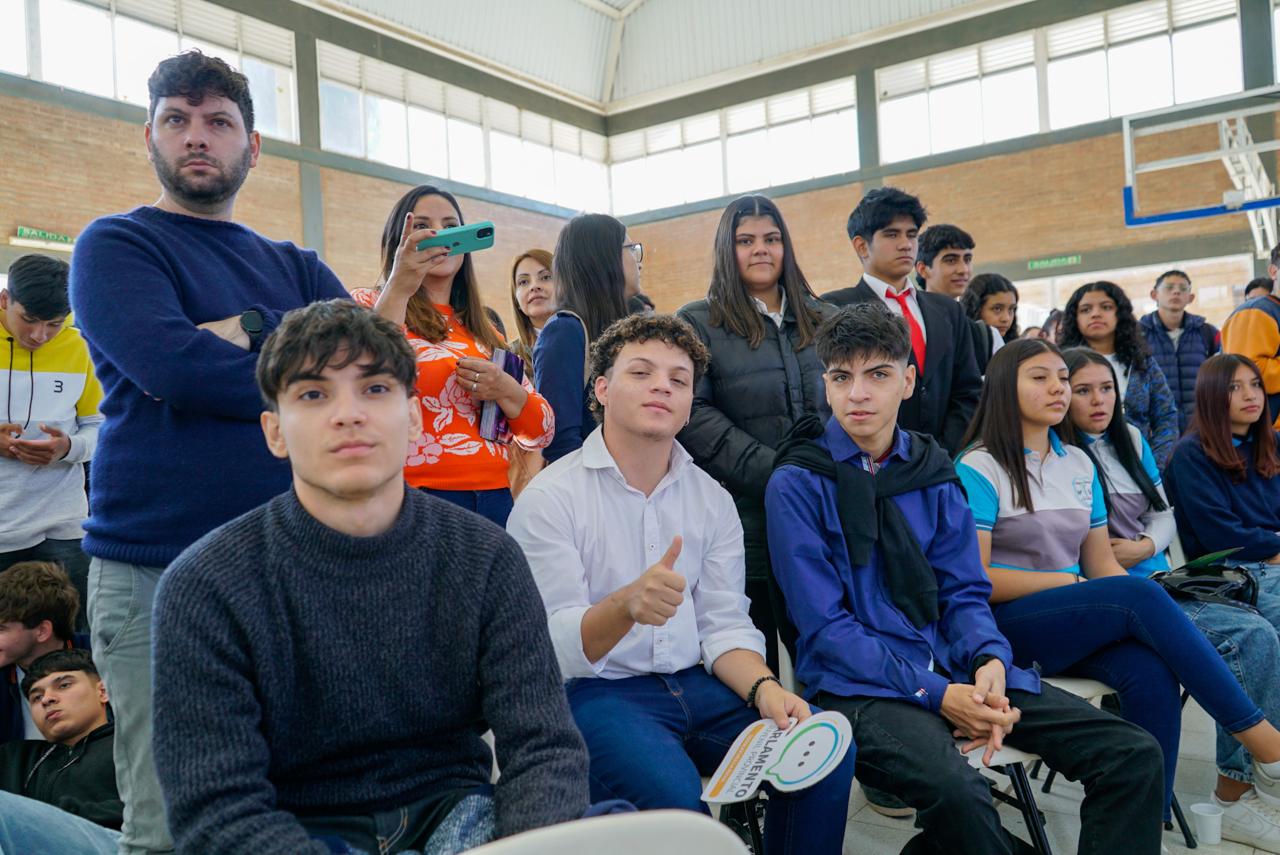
[323,0,1028,109]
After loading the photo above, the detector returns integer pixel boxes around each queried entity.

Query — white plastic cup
[1189,802,1223,845]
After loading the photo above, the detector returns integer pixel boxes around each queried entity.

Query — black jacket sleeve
[941,304,983,454]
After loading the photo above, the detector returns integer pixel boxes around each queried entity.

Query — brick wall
[0,94,302,247]
[631,127,1248,314]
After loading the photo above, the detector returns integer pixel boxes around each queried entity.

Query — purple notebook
[479,348,525,441]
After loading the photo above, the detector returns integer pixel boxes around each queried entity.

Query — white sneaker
[1217,790,1280,852]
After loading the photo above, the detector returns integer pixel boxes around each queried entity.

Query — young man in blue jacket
[1140,269,1219,434]
[765,303,1164,854]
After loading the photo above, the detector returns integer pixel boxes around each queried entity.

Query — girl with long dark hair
[955,339,1280,836]
[1163,358,1280,840]
[355,185,554,526]
[1167,354,1280,561]
[1058,347,1172,576]
[676,194,832,671]
[961,273,1019,349]
[534,214,640,464]
[1058,281,1178,468]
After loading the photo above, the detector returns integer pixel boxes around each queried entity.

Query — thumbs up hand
[622,536,686,626]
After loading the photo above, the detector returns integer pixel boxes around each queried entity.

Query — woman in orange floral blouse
[354,185,554,526]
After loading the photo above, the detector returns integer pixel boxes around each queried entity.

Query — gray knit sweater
[152,486,588,854]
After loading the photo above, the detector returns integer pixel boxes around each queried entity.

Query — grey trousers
[88,557,174,855]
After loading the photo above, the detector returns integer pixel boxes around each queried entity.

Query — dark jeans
[816,684,1164,855]
[1,538,90,632]
[994,574,1266,818]
[419,487,514,527]
[566,666,855,855]
[301,787,475,854]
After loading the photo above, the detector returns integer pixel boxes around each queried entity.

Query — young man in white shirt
[508,313,854,855]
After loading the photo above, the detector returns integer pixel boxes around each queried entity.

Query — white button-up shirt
[507,427,766,681]
[864,272,928,344]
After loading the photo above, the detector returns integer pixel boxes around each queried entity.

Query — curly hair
[587,314,710,420]
[0,561,79,641]
[148,50,254,134]
[1057,281,1150,369]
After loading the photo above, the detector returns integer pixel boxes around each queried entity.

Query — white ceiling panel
[323,0,1033,111]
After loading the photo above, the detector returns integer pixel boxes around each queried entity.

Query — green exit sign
[1027,254,1082,271]
[16,226,74,244]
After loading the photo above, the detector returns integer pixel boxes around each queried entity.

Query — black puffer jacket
[677,296,834,581]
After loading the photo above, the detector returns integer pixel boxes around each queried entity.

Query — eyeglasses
[1158,283,1191,294]
[624,242,644,263]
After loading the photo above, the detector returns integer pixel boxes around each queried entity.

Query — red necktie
[885,288,927,372]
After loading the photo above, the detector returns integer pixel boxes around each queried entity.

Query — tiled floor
[839,699,1274,854]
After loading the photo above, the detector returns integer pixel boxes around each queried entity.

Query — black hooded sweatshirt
[0,722,122,829]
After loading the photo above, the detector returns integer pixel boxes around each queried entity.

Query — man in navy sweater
[68,52,348,855]
[152,300,589,854]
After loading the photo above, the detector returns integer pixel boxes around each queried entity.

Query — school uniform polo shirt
[956,432,1106,575]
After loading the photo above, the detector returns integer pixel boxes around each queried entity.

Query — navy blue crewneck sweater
[68,206,349,567]
[152,486,588,854]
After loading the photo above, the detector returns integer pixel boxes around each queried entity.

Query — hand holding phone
[416,221,496,256]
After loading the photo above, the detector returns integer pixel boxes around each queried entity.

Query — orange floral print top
[352,289,555,491]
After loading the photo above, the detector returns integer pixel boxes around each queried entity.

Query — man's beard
[150,141,252,208]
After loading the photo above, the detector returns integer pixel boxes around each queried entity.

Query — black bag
[1152,548,1258,612]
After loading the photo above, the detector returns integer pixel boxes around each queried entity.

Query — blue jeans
[419,488,513,527]
[1177,564,1280,783]
[994,574,1265,817]
[87,558,173,854]
[0,790,121,855]
[565,666,855,855]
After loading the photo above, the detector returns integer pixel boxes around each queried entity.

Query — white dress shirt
[507,427,766,681]
[751,290,787,329]
[863,272,928,344]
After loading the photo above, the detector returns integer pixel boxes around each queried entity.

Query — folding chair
[1029,677,1196,849]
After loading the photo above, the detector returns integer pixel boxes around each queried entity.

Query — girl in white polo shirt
[956,338,1280,842]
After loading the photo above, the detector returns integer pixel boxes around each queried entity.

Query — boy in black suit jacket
[822,188,981,455]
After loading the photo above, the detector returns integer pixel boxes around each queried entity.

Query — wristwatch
[240,309,265,349]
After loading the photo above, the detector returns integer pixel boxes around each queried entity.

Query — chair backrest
[464,810,748,855]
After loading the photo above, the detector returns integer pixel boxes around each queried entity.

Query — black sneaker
[863,784,915,818]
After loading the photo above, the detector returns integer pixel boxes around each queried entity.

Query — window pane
[767,119,815,186]
[488,130,524,196]
[242,56,296,142]
[879,92,930,162]
[0,0,28,76]
[725,129,769,193]
[113,17,179,106]
[1174,19,1242,103]
[1047,51,1109,129]
[181,37,237,68]
[645,148,685,209]
[364,93,408,168]
[809,109,859,176]
[521,141,555,202]
[554,152,609,212]
[981,66,1038,142]
[40,0,113,97]
[408,107,448,177]
[319,80,363,157]
[682,140,724,202]
[1107,35,1172,116]
[610,157,649,216]
[446,118,485,186]
[929,79,983,153]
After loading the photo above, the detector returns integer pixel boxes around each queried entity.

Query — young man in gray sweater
[151,300,590,855]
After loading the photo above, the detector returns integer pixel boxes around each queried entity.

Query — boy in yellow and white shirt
[0,255,103,621]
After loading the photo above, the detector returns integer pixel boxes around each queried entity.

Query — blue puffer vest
[1139,311,1218,435]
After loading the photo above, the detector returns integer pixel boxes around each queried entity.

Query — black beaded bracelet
[746,675,782,709]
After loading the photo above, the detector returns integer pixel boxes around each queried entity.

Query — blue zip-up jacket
[1165,431,1280,562]
[764,417,1040,712]
[1139,311,1219,435]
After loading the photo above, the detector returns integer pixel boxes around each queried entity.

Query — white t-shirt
[1104,352,1130,398]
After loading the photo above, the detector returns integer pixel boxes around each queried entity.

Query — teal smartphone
[416,221,495,255]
